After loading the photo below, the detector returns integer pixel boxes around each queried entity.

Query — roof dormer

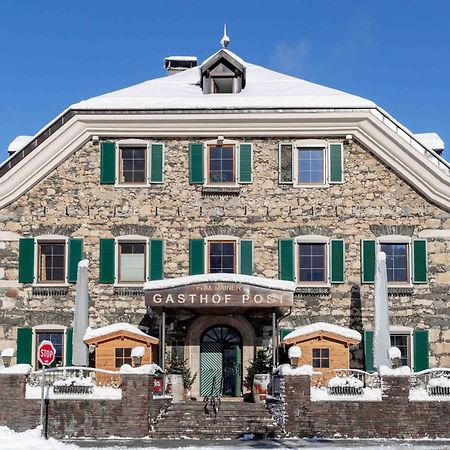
[200,27,246,94]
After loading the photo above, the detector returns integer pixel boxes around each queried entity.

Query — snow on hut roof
[415,132,445,152]
[282,322,361,343]
[72,62,375,111]
[144,273,296,292]
[7,135,33,154]
[83,323,150,342]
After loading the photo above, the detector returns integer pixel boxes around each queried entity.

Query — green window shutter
[239,240,253,275]
[363,330,374,373]
[100,141,116,184]
[148,239,164,281]
[65,328,73,367]
[189,143,204,184]
[280,328,294,341]
[99,238,115,283]
[361,239,376,283]
[19,238,35,283]
[412,239,428,284]
[278,239,294,281]
[238,143,253,183]
[150,144,164,183]
[189,239,205,275]
[279,143,293,184]
[413,329,429,371]
[16,327,33,364]
[68,238,83,283]
[330,239,345,284]
[329,143,343,183]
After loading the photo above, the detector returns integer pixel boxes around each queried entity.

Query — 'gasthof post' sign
[145,282,294,308]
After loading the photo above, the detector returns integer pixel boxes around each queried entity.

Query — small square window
[298,243,326,283]
[37,242,66,283]
[115,348,132,368]
[312,348,329,368]
[36,330,64,369]
[381,243,409,283]
[208,145,236,184]
[390,334,410,366]
[298,148,325,184]
[118,242,146,283]
[208,241,236,274]
[119,147,147,184]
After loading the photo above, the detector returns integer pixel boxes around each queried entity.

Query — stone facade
[0,136,449,367]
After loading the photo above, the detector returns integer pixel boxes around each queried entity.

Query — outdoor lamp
[131,346,145,367]
[288,345,301,367]
[388,346,402,369]
[1,348,15,367]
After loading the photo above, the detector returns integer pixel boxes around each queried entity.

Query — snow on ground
[378,365,411,376]
[275,363,313,376]
[119,363,162,375]
[409,388,450,402]
[25,385,121,400]
[0,364,32,374]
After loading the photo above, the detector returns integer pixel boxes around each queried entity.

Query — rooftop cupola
[164,56,197,76]
[200,26,246,94]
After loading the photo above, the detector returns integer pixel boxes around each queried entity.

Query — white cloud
[270,39,310,76]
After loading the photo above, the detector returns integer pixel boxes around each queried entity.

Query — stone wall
[284,375,450,438]
[0,374,167,438]
[0,136,449,366]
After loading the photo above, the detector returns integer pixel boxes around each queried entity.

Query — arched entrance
[200,325,242,397]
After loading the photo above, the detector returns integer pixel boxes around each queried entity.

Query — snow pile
[428,376,450,388]
[276,363,313,376]
[379,365,411,376]
[131,346,145,358]
[25,385,121,400]
[7,136,33,155]
[0,364,32,374]
[388,346,402,360]
[119,363,163,375]
[311,387,382,402]
[144,273,296,292]
[83,323,149,341]
[53,376,93,387]
[0,425,79,450]
[328,376,363,388]
[282,322,361,343]
[0,347,15,358]
[287,345,301,359]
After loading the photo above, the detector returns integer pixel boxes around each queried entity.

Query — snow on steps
[151,400,279,439]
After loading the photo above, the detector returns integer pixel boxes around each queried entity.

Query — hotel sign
[145,282,294,308]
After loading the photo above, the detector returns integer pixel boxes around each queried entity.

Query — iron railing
[410,368,450,395]
[204,376,223,420]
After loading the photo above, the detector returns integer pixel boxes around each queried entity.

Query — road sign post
[37,340,56,438]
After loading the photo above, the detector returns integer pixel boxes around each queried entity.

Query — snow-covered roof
[200,48,246,71]
[7,136,32,154]
[282,322,361,343]
[144,273,296,292]
[83,323,150,342]
[415,132,445,152]
[72,62,375,111]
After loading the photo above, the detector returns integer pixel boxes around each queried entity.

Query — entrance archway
[200,325,242,397]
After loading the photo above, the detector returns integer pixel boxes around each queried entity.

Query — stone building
[0,37,449,398]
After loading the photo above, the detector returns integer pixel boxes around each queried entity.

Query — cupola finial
[220,24,230,49]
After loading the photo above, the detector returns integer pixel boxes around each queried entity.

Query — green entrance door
[200,326,242,397]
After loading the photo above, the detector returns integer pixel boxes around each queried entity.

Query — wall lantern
[1,347,15,367]
[131,346,145,367]
[288,345,302,368]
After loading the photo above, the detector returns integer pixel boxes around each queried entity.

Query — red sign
[37,340,56,366]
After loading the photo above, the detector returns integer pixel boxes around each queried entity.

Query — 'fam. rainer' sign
[145,282,294,308]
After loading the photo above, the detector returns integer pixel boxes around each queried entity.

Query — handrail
[203,375,222,420]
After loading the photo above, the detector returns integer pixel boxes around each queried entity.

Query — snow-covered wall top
[282,322,361,343]
[83,323,149,341]
[144,273,296,292]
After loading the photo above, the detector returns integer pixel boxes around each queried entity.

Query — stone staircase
[152,400,280,439]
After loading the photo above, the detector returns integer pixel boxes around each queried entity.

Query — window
[35,330,64,369]
[390,334,410,367]
[115,348,132,368]
[208,240,236,273]
[298,148,324,184]
[118,242,146,283]
[208,145,236,184]
[37,242,66,283]
[119,147,146,184]
[381,243,409,283]
[312,348,330,368]
[298,243,327,283]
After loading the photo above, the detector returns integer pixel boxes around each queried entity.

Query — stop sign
[37,340,56,366]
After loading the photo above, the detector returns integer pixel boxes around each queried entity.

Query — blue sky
[0,0,449,161]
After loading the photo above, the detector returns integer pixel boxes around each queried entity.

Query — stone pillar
[283,375,313,436]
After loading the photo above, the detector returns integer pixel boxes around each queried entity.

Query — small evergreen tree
[167,357,197,390]
[245,349,273,389]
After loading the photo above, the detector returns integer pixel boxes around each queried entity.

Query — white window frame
[114,235,148,286]
[33,235,69,286]
[204,235,240,274]
[294,235,330,287]
[32,324,67,370]
[377,235,413,287]
[203,139,239,187]
[390,325,414,369]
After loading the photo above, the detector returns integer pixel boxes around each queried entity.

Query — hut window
[37,241,66,283]
[208,240,236,274]
[115,348,132,367]
[312,348,330,368]
[35,330,64,369]
[207,144,236,184]
[118,242,146,283]
[298,243,327,283]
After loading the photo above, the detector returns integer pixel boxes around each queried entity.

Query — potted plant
[245,349,272,403]
[166,358,197,402]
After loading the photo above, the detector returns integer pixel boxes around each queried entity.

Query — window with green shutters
[189,239,205,275]
[330,239,345,284]
[189,143,204,184]
[278,239,294,281]
[148,239,164,281]
[361,239,376,283]
[99,238,115,283]
[19,238,35,283]
[238,143,253,183]
[65,327,73,366]
[239,240,253,275]
[150,143,164,183]
[100,141,116,184]
[68,238,84,283]
[329,143,344,183]
[363,330,374,372]
[413,329,429,371]
[16,327,33,364]
[412,239,428,283]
